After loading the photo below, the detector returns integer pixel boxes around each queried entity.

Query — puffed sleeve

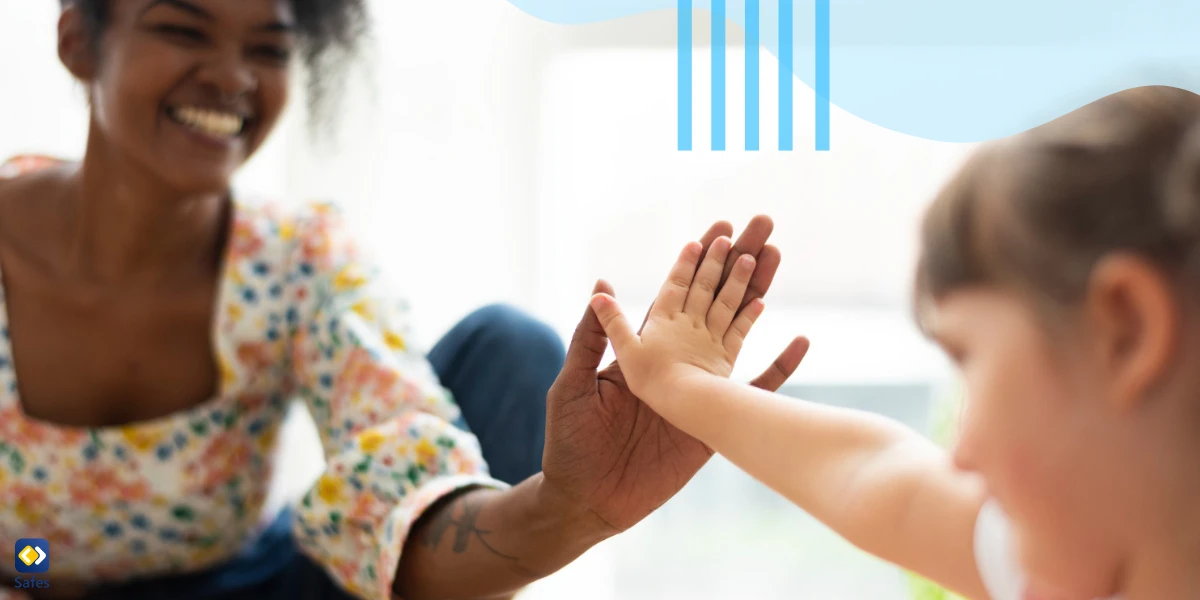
[286,202,506,599]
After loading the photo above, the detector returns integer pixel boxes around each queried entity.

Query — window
[518,31,970,597]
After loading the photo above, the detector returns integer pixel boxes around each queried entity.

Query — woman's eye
[155,24,207,44]
[252,45,292,63]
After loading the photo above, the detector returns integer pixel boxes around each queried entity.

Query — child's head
[915,86,1200,598]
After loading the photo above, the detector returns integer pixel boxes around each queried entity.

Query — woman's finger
[747,336,810,392]
[741,244,781,310]
[720,215,774,287]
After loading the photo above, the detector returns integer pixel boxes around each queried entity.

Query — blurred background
[1,1,974,597]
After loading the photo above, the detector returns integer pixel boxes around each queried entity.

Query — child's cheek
[991,424,1052,522]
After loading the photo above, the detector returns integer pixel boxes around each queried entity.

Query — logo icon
[14,539,49,574]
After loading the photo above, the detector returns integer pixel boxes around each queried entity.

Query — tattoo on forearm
[421,493,520,562]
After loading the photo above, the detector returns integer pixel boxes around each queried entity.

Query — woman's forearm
[393,474,613,600]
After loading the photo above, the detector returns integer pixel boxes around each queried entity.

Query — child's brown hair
[914,86,1200,327]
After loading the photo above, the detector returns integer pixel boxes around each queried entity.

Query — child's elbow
[835,438,946,561]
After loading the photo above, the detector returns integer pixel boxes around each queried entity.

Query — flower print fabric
[0,156,503,600]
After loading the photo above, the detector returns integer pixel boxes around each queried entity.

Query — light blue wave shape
[506,0,1200,143]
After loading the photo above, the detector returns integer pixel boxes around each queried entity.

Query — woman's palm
[544,358,714,532]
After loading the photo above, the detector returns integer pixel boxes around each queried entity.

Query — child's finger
[652,242,704,317]
[561,280,617,385]
[637,223,731,334]
[589,293,639,357]
[697,220,735,263]
[724,297,766,356]
[683,236,732,318]
[707,254,755,335]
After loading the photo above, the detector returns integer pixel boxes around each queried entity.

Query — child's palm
[640,312,735,380]
[591,237,764,401]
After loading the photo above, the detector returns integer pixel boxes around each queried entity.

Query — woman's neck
[62,127,229,288]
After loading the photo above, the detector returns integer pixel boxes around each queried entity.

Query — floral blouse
[0,156,503,599]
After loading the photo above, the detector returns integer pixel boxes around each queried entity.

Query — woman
[0,1,805,599]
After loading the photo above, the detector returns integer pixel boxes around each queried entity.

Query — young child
[588,85,1200,600]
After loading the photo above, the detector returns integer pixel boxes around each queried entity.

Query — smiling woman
[56,0,364,193]
[65,0,367,118]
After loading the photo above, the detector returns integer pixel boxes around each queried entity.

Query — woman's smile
[164,104,254,151]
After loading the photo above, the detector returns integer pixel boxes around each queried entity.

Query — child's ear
[58,6,98,82]
[1083,254,1179,411]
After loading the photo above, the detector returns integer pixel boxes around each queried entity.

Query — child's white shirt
[975,499,1122,600]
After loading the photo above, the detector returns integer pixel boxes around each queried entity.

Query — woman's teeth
[168,106,245,138]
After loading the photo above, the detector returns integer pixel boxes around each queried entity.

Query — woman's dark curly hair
[60,0,369,127]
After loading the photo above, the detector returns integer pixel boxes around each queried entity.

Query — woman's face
[74,0,294,193]
[933,289,1127,599]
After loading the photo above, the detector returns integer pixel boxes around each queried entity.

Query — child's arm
[590,239,991,600]
[664,375,988,599]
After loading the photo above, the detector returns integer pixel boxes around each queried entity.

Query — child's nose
[950,436,977,472]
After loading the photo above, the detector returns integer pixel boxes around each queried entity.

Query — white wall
[0,2,88,161]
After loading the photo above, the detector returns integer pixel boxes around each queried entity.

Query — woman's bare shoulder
[0,154,71,179]
[0,155,74,199]
[0,157,75,261]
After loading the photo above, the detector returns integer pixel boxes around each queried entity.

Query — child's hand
[588,236,763,405]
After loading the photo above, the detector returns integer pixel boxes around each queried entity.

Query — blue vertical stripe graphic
[815,0,830,150]
[779,0,793,150]
[745,0,760,150]
[677,0,828,152]
[678,0,692,151]
[712,0,726,150]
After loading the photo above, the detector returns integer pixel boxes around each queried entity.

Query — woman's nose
[200,48,257,104]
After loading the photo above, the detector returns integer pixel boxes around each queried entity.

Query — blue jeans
[85,305,565,600]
